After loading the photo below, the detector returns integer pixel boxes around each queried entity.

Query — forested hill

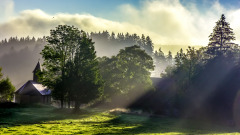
[91,31,154,56]
[0,37,45,88]
[0,31,201,88]
[0,31,155,88]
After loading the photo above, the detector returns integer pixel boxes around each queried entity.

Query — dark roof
[15,80,51,96]
[33,61,41,73]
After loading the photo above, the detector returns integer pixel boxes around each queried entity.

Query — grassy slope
[0,106,239,135]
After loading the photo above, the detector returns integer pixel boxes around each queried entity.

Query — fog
[0,35,180,89]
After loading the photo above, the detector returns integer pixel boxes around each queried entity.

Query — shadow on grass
[1,106,240,134]
[0,105,99,128]
[98,113,240,135]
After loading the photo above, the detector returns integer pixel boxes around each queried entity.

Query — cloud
[117,0,239,46]
[0,9,156,43]
[0,0,240,47]
[227,9,240,41]
[0,0,14,22]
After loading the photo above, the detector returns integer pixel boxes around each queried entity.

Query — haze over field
[2,1,240,134]
[0,0,240,88]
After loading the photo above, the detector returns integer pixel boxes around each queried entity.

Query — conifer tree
[208,14,236,55]
[141,34,146,46]
[175,48,186,68]
[145,36,154,55]
[166,51,173,65]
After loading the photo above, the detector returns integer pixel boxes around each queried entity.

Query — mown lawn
[0,105,239,135]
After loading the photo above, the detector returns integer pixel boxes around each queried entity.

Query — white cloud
[227,9,240,42]
[0,0,14,22]
[0,9,155,42]
[0,0,240,47]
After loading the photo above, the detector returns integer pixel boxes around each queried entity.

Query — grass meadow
[0,105,240,135]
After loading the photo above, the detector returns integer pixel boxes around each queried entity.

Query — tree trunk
[61,99,63,108]
[68,101,70,108]
[74,101,80,110]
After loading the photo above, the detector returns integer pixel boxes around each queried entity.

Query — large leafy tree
[41,25,102,109]
[66,32,103,109]
[98,56,119,99]
[0,67,15,102]
[41,25,79,108]
[208,14,236,55]
[99,45,154,100]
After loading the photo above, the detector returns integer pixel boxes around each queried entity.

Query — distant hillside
[0,32,154,88]
[0,34,204,89]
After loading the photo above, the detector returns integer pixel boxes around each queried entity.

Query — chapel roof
[15,80,51,96]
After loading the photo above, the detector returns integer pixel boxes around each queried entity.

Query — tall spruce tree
[208,14,236,55]
[145,36,154,55]
[166,51,173,65]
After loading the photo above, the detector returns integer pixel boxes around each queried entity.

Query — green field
[0,106,239,135]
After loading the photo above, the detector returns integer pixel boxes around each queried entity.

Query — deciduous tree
[0,67,15,102]
[99,45,154,100]
[41,25,103,109]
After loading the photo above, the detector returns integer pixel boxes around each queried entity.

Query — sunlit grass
[1,113,135,134]
[0,106,240,134]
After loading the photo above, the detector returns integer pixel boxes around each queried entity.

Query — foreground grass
[0,106,240,135]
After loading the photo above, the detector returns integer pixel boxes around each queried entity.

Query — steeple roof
[33,61,41,73]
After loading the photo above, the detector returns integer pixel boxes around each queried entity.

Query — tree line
[0,30,169,89]
[38,25,155,109]
[2,14,240,126]
[91,31,154,55]
[131,14,240,124]
[0,36,46,46]
[0,31,154,57]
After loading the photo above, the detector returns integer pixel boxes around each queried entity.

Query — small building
[15,62,51,104]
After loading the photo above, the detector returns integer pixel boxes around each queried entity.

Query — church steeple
[33,61,41,82]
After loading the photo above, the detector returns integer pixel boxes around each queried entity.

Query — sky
[0,0,240,46]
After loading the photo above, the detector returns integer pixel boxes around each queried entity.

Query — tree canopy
[208,14,236,55]
[0,67,15,102]
[40,25,103,109]
[99,45,154,103]
[132,14,240,121]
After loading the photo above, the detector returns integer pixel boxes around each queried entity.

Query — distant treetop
[208,14,237,55]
